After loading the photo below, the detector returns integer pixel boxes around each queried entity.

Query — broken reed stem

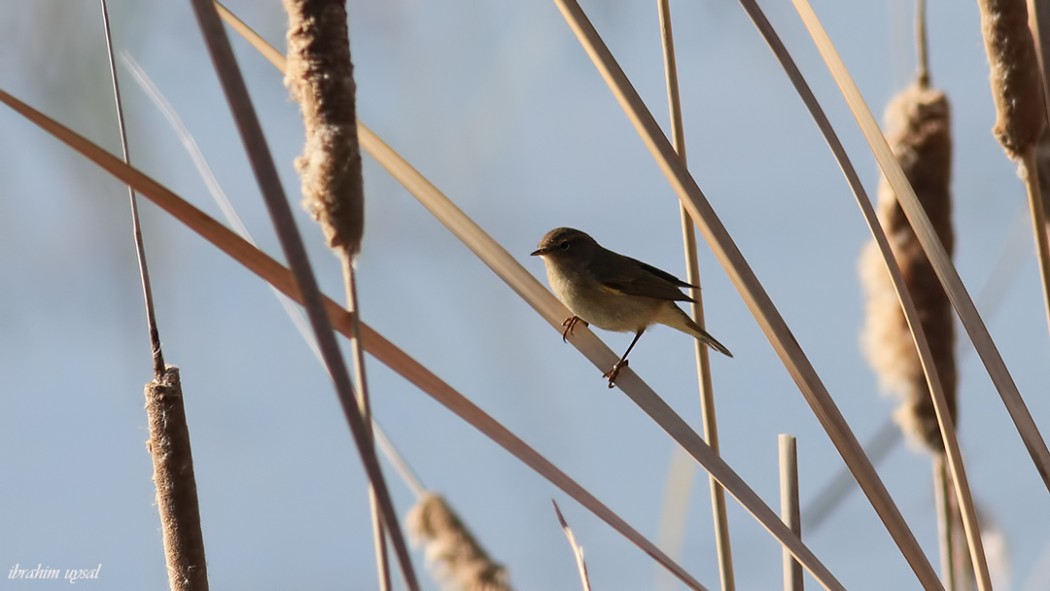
[145,367,209,591]
[407,494,512,591]
[655,1,734,589]
[100,0,165,378]
[778,435,803,591]
[186,2,418,589]
[553,500,592,591]
[281,0,386,587]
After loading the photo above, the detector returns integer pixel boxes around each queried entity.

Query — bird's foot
[561,316,587,342]
[602,359,628,388]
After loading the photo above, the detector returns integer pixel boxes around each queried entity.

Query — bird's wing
[595,253,696,302]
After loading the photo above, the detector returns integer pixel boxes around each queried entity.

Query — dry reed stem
[282,0,364,258]
[933,456,959,590]
[789,3,1009,590]
[407,494,511,591]
[552,0,931,586]
[860,83,955,453]
[1021,150,1050,335]
[346,268,390,591]
[207,14,842,586]
[0,88,706,590]
[185,2,419,588]
[977,0,1045,159]
[778,435,803,591]
[144,366,209,591]
[280,1,387,586]
[552,500,592,591]
[656,0,734,588]
[99,0,165,378]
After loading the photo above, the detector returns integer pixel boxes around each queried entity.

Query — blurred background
[2,0,1048,589]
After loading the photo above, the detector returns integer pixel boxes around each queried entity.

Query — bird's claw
[561,316,587,343]
[602,359,628,388]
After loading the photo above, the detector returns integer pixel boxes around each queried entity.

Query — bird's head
[530,227,598,262]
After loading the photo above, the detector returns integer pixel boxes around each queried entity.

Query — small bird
[531,227,732,388]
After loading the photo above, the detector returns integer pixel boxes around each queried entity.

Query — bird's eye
[559,241,570,250]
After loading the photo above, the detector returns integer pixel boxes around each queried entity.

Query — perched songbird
[531,227,731,387]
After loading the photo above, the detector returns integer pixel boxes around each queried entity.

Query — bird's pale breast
[545,259,662,332]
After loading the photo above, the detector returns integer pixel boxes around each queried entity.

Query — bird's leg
[561,316,587,342]
[603,329,645,388]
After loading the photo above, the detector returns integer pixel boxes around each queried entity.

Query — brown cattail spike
[407,494,512,591]
[283,0,364,259]
[976,0,1046,159]
[861,82,955,453]
[145,366,209,591]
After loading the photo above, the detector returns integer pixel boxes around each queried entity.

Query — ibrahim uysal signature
[8,563,102,584]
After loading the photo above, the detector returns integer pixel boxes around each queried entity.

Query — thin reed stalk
[0,86,706,589]
[933,456,958,590]
[779,435,803,591]
[655,1,734,588]
[280,0,388,586]
[185,1,419,588]
[551,0,936,586]
[100,0,164,378]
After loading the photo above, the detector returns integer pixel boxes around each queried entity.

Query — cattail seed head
[283,0,365,259]
[406,493,512,591]
[861,82,956,453]
[976,0,1046,159]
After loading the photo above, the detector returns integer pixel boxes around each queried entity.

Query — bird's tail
[659,305,733,358]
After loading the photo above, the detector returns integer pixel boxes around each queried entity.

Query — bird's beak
[530,247,546,256]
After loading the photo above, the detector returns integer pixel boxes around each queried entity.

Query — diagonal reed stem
[184,1,419,588]
[791,0,1050,497]
[655,1,734,589]
[552,0,939,587]
[740,0,989,587]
